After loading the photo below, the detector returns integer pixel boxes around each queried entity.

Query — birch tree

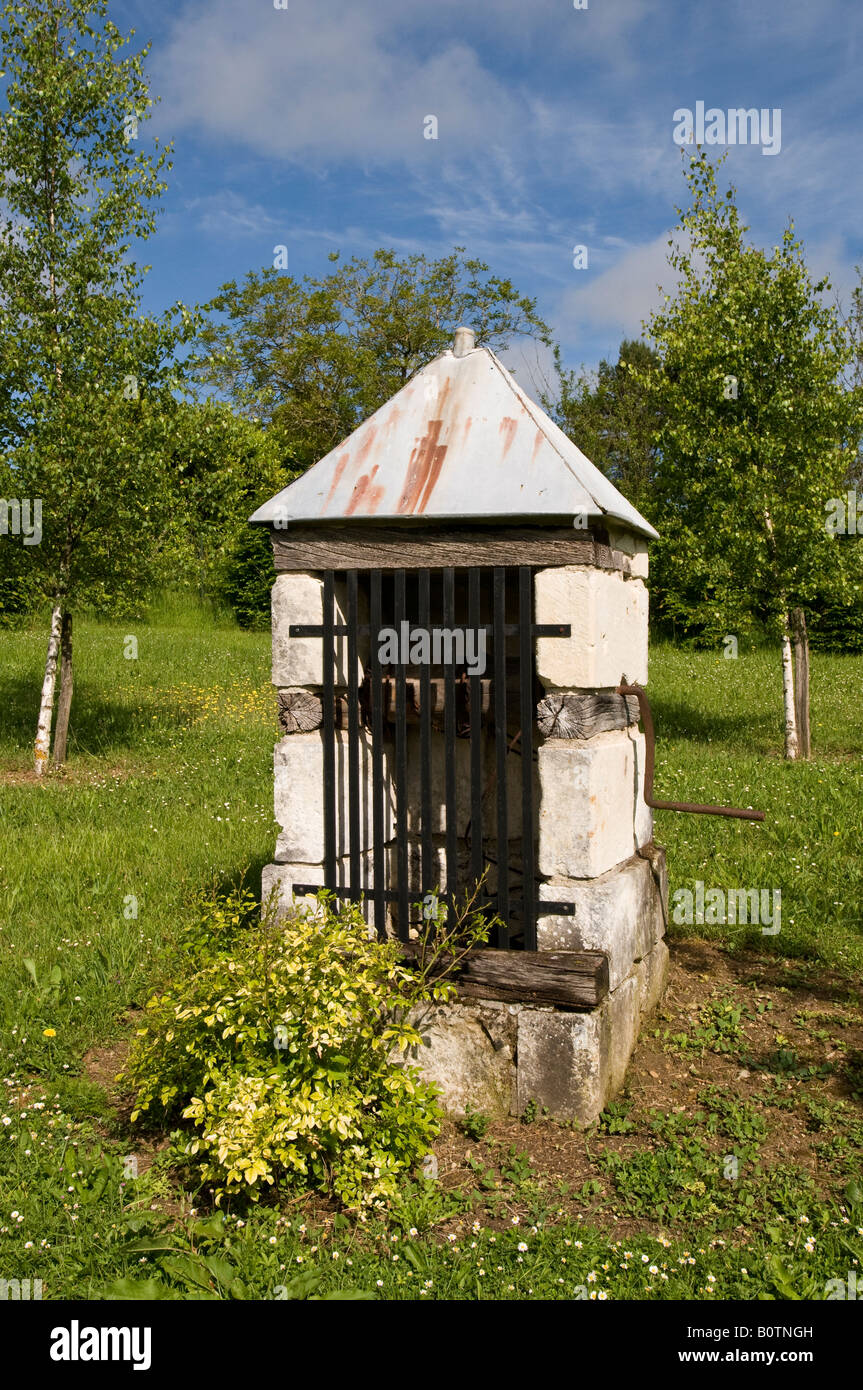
[0,0,194,771]
[635,153,860,758]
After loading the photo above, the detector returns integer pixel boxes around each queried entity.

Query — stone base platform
[261,844,668,1126]
[405,936,668,1126]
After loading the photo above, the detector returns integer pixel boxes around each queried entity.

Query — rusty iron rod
[616,683,765,823]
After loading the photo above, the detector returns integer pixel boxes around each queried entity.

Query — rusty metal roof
[249,337,658,539]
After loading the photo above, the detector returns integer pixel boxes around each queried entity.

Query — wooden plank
[402,942,608,1009]
[270,525,634,573]
[536,691,641,740]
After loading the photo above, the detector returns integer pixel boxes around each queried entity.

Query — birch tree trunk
[34,603,62,775]
[34,15,64,779]
[781,618,800,760]
[52,610,73,766]
[791,606,811,759]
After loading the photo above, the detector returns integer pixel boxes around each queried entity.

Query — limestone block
[607,523,650,579]
[515,968,644,1122]
[629,728,653,848]
[273,730,394,863]
[405,1000,517,1117]
[638,937,670,1019]
[534,566,648,688]
[271,573,367,687]
[261,856,377,927]
[638,840,669,906]
[261,861,326,918]
[516,1008,606,1125]
[537,731,638,878]
[537,850,666,990]
[603,970,642,1095]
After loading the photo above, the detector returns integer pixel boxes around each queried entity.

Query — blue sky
[113,0,861,396]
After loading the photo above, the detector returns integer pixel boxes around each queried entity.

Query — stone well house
[249,327,668,1123]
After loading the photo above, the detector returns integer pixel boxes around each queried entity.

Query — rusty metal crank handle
[616,683,765,823]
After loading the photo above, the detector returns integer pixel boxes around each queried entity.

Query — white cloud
[555,222,860,367]
[184,191,282,239]
[154,2,522,164]
[153,0,667,170]
[557,232,682,351]
[148,0,861,366]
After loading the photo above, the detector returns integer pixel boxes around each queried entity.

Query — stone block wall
[262,551,667,1123]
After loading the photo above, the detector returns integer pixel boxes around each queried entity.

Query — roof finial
[453,325,476,358]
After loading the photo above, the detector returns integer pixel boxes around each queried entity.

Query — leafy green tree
[544,338,662,516]
[160,400,295,620]
[0,0,196,770]
[634,153,860,758]
[195,247,552,469]
[217,524,277,631]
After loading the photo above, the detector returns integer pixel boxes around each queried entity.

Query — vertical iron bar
[394,570,409,941]
[493,567,510,947]
[418,570,433,899]
[322,571,337,896]
[468,568,483,899]
[346,570,360,902]
[370,571,386,939]
[519,566,537,951]
[443,568,457,925]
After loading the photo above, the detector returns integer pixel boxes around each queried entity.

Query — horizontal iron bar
[291,885,574,914]
[289,622,570,638]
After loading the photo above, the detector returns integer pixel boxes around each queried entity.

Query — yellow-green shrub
[123,889,449,1208]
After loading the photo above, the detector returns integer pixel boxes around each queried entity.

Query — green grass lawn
[647,641,863,972]
[0,605,861,1300]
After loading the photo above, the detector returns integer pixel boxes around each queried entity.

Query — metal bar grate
[419,569,433,899]
[394,570,410,941]
[443,567,458,925]
[519,565,537,951]
[293,566,573,945]
[346,570,360,897]
[369,570,386,938]
[492,566,510,948]
[322,571,336,890]
[468,568,483,900]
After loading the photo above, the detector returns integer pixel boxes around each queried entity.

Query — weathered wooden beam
[276,679,494,734]
[269,525,633,574]
[536,691,641,740]
[402,942,609,1010]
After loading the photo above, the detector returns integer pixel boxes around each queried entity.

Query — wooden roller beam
[536,691,641,740]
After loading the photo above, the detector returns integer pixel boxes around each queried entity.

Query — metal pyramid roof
[249,336,658,540]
